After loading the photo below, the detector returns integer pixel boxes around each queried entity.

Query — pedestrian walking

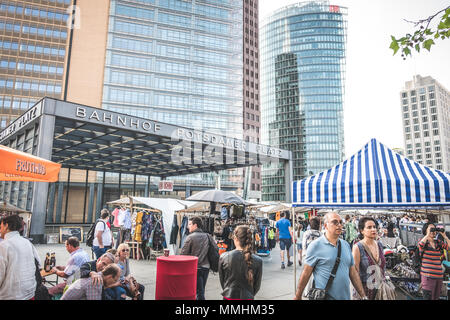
[301,216,322,297]
[0,215,41,300]
[276,211,293,269]
[294,212,367,300]
[419,223,450,300]
[344,215,358,248]
[92,209,114,259]
[296,225,304,266]
[352,217,387,300]
[181,216,219,300]
[218,225,262,300]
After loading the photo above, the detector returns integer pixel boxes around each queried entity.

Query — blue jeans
[196,267,209,300]
[93,246,111,260]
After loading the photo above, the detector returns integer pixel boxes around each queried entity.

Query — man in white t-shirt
[92,209,114,260]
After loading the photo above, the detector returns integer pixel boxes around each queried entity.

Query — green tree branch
[389,6,450,59]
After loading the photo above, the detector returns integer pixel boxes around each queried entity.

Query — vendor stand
[291,138,450,300]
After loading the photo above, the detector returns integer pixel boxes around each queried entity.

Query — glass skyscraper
[260,1,347,201]
[101,0,243,187]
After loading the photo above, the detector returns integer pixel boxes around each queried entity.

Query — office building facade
[260,1,347,201]
[0,0,248,226]
[242,0,261,199]
[401,75,450,172]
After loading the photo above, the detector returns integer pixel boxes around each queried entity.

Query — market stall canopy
[0,201,30,213]
[176,201,210,213]
[292,138,450,209]
[186,189,248,205]
[108,196,199,255]
[0,144,61,182]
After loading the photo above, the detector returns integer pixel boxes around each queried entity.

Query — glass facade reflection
[102,0,243,187]
[260,1,347,201]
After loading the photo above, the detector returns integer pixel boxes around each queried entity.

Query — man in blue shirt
[276,211,293,269]
[294,212,367,300]
[48,236,90,297]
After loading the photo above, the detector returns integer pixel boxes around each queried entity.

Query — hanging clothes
[141,212,153,242]
[133,211,144,242]
[179,215,189,248]
[169,214,179,245]
[111,208,120,228]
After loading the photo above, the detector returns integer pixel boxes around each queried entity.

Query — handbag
[307,240,341,300]
[360,241,396,300]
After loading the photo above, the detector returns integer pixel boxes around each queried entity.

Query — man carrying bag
[294,212,367,300]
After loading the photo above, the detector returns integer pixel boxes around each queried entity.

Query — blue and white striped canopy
[292,139,450,209]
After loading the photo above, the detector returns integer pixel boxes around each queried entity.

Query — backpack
[86,219,106,247]
[34,258,50,300]
[304,230,321,251]
[206,234,220,273]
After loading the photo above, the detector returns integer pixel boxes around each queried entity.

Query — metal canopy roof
[0,98,292,178]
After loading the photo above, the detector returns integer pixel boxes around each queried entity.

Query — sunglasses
[329,219,344,226]
[121,249,130,252]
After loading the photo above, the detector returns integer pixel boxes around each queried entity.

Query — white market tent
[108,196,198,254]
[292,138,450,209]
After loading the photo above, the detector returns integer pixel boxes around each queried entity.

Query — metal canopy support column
[82,169,89,224]
[118,172,122,198]
[145,175,150,197]
[284,157,293,203]
[30,102,56,243]
[46,183,56,223]
[64,167,71,223]
[133,174,136,196]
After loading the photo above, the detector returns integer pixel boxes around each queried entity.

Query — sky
[259,0,450,158]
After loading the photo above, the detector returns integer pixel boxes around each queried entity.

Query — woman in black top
[218,225,263,300]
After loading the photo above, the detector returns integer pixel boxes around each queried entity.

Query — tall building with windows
[260,1,347,201]
[401,75,450,172]
[0,0,71,129]
[242,0,261,199]
[0,0,247,225]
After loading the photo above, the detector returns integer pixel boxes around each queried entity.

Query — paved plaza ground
[35,243,409,300]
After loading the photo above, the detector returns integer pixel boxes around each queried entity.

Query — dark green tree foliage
[390,6,450,59]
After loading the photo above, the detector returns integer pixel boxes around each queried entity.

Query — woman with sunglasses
[419,223,450,300]
[352,217,386,300]
[218,225,263,300]
[116,243,145,300]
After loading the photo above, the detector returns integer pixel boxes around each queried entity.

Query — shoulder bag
[360,241,396,300]
[307,240,341,300]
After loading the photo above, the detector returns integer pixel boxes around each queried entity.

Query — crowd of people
[0,209,448,301]
[0,213,144,300]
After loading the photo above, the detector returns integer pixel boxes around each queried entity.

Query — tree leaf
[389,39,400,55]
[415,43,421,52]
[424,29,433,35]
[403,47,411,56]
[423,39,435,51]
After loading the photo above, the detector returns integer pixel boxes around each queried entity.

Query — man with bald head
[294,212,367,300]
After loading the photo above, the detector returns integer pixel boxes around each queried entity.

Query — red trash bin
[155,255,198,300]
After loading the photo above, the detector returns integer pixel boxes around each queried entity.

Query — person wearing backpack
[418,223,450,300]
[218,225,262,300]
[181,216,219,300]
[92,209,114,260]
[301,216,322,297]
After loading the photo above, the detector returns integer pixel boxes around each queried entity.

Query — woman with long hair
[419,222,450,300]
[352,217,386,300]
[218,225,263,300]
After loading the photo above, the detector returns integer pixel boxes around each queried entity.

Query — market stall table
[40,269,59,287]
